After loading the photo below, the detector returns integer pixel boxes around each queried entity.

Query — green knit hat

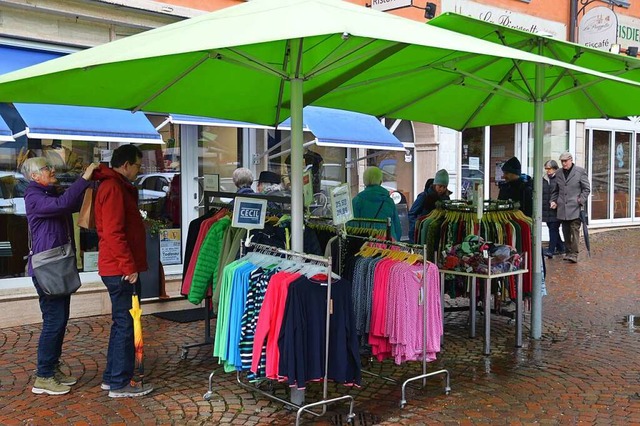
[363,167,383,186]
[434,169,449,186]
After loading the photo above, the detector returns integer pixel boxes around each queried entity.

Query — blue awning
[279,106,405,151]
[14,103,163,144]
[0,115,12,142]
[0,45,162,144]
[168,113,273,129]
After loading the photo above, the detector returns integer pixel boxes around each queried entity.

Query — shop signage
[617,15,640,47]
[83,251,99,272]
[160,228,182,265]
[370,0,411,12]
[578,6,617,51]
[203,174,219,192]
[232,197,267,230]
[442,0,566,39]
[330,183,353,226]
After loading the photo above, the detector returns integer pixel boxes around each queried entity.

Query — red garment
[94,164,147,276]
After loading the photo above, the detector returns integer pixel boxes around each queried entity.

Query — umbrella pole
[530,58,544,340]
[289,39,305,406]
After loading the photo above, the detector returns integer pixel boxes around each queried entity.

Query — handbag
[78,186,96,229]
[29,223,81,297]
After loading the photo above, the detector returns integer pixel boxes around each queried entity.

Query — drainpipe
[570,0,578,42]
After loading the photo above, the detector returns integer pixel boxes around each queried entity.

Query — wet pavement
[1,228,639,425]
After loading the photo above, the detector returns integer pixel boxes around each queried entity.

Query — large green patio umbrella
[427,12,640,338]
[1,0,640,341]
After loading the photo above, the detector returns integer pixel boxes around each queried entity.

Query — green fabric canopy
[1,0,640,343]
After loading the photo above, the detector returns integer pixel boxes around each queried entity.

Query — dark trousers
[561,218,582,259]
[102,275,141,390]
[33,276,71,378]
[546,221,565,253]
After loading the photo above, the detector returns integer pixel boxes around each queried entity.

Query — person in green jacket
[352,166,402,241]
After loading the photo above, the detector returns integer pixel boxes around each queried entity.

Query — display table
[439,265,528,355]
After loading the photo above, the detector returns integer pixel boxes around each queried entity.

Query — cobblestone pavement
[1,229,639,425]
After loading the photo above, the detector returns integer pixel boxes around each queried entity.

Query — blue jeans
[102,275,141,390]
[547,221,565,253]
[34,277,71,378]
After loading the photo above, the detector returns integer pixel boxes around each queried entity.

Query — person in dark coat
[550,151,590,263]
[408,169,451,243]
[542,160,565,258]
[498,157,533,217]
[23,157,98,395]
[232,167,254,196]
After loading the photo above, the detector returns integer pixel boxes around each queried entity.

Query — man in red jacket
[94,144,153,398]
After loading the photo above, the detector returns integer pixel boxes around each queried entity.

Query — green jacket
[351,184,402,241]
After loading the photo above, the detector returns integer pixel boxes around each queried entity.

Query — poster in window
[160,229,182,265]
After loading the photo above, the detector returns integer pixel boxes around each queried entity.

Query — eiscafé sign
[578,6,617,51]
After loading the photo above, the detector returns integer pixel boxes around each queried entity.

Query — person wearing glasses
[23,158,98,395]
[542,160,565,259]
[93,144,153,397]
[550,152,590,263]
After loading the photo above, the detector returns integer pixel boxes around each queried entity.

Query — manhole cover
[331,411,381,426]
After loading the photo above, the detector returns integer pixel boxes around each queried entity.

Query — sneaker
[101,383,110,391]
[543,250,554,259]
[32,376,71,395]
[108,380,153,398]
[54,365,77,386]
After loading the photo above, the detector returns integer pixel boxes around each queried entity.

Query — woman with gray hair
[542,159,565,258]
[232,167,254,195]
[22,157,98,396]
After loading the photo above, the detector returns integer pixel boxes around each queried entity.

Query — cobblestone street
[1,228,639,425]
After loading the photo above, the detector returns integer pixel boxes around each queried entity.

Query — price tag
[330,184,353,226]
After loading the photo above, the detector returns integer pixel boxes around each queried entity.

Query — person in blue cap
[498,157,533,217]
[408,169,451,243]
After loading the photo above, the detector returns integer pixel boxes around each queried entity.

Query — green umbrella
[426,12,640,337]
[1,0,640,340]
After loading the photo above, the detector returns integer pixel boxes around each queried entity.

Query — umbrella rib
[132,53,212,113]
[453,68,530,101]
[495,30,536,99]
[274,40,291,128]
[459,65,524,130]
[305,39,381,79]
[224,48,290,79]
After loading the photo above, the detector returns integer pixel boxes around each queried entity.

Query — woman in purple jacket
[22,157,97,396]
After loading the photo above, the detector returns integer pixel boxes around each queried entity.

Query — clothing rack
[343,234,451,408]
[202,240,356,426]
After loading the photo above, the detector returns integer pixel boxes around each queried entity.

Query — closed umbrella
[580,208,591,258]
[129,286,144,383]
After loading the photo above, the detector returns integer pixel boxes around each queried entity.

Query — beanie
[363,167,383,186]
[433,169,449,186]
[501,157,521,176]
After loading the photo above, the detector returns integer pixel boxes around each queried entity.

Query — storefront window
[613,132,632,219]
[489,125,516,199]
[461,127,485,200]
[591,130,611,220]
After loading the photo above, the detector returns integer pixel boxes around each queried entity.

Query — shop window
[591,130,611,220]
[462,127,485,200]
[613,132,631,219]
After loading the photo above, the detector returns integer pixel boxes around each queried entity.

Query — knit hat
[501,157,521,176]
[363,166,383,186]
[257,170,281,184]
[433,169,449,186]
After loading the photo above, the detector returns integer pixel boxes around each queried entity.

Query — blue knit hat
[434,169,449,186]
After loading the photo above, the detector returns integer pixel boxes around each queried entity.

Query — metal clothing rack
[345,235,451,408]
[203,240,356,426]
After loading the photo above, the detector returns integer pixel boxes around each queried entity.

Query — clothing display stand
[347,235,451,408]
[439,253,528,356]
[202,240,356,426]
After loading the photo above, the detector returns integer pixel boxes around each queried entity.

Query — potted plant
[139,209,169,299]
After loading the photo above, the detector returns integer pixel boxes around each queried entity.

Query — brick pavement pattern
[1,229,639,425]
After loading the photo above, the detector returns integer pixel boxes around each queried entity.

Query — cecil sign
[232,197,267,230]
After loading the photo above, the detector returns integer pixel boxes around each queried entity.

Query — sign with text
[203,174,220,192]
[83,251,99,272]
[370,0,411,12]
[232,197,267,230]
[578,6,617,51]
[442,0,566,38]
[330,184,353,226]
[160,228,182,265]
[303,170,313,207]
